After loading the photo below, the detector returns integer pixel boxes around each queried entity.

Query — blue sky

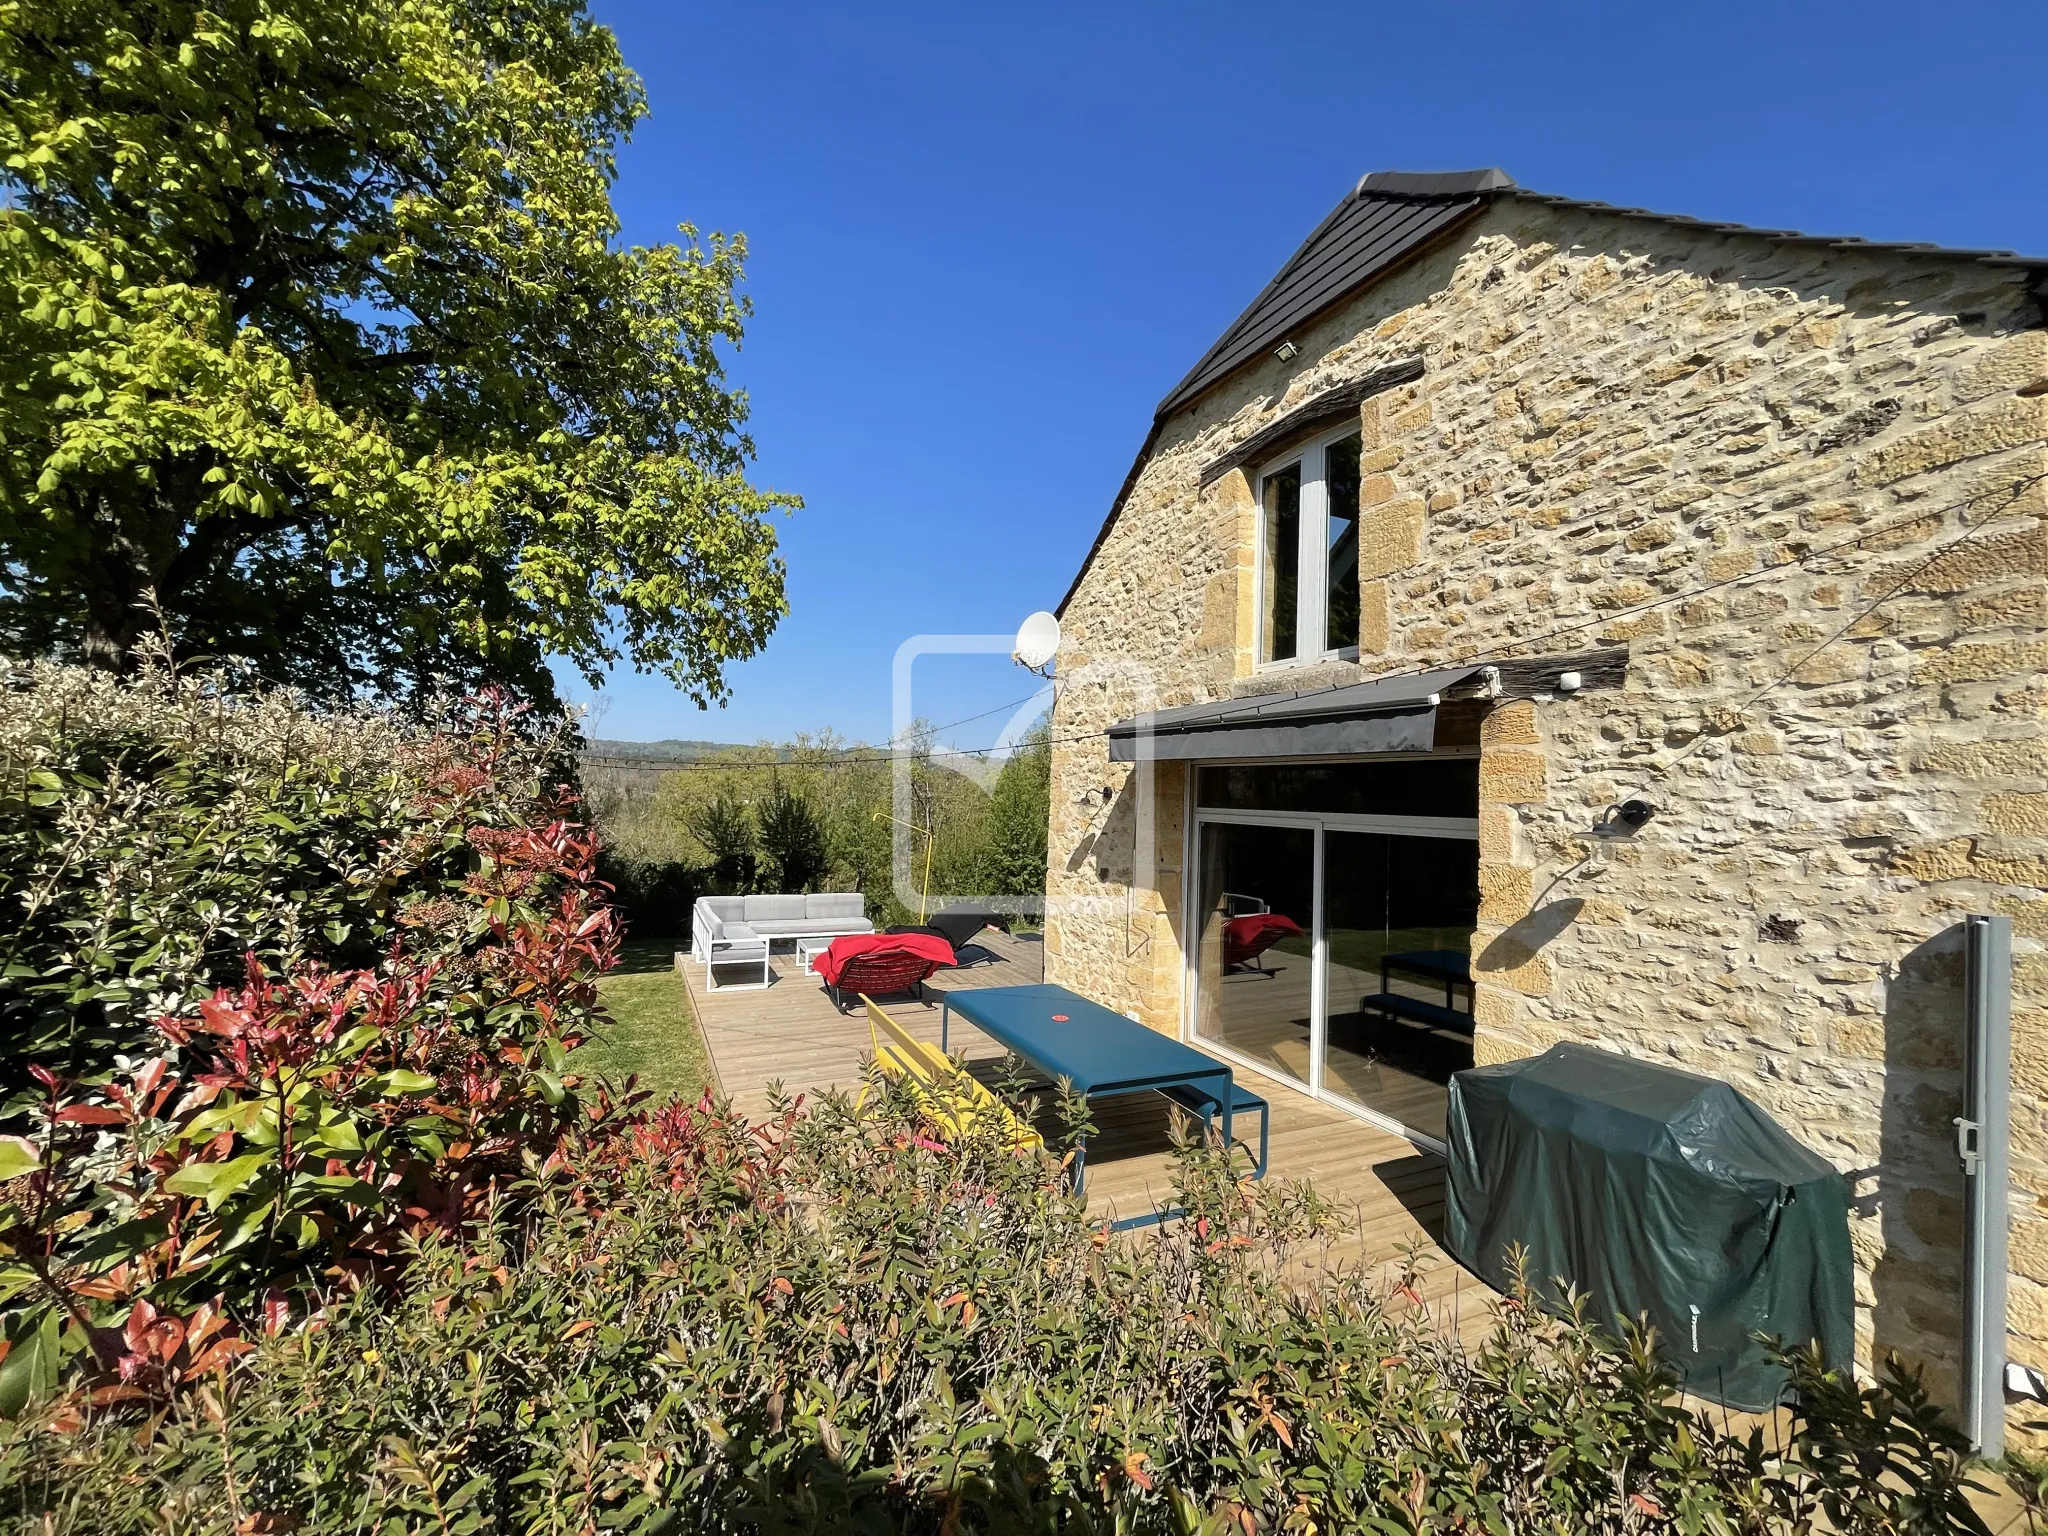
[567,0,2048,752]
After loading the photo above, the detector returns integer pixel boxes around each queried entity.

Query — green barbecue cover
[1445,1043,1854,1411]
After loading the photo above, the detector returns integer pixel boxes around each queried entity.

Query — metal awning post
[1960,913,2012,1457]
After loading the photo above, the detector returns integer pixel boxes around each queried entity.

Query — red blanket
[1222,912,1303,969]
[813,930,957,987]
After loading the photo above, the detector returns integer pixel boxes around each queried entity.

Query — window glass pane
[1197,760,1479,819]
[1323,433,1361,652]
[1319,831,1477,1142]
[1195,822,1315,1088]
[1260,464,1300,662]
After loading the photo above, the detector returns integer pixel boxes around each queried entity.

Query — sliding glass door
[1194,822,1316,1089]
[1188,762,1479,1148]
[1319,831,1479,1143]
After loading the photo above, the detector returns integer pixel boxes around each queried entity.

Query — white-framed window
[1255,424,1362,666]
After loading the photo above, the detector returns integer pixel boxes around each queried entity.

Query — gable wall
[1047,196,2048,1431]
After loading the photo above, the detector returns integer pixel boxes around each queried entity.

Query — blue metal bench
[1161,1077,1269,1180]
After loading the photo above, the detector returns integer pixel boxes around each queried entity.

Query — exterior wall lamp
[1577,799,1655,840]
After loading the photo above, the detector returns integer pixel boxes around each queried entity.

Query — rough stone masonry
[1046,192,2048,1438]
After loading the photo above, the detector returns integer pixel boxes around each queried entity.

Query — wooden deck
[675,928,1496,1325]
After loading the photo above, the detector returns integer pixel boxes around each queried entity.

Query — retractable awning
[1106,664,1493,762]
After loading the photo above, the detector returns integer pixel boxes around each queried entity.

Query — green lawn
[572,938,715,1102]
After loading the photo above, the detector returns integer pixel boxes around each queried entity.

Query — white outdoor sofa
[689,893,874,992]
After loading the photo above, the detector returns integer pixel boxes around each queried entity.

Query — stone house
[1043,168,2048,1433]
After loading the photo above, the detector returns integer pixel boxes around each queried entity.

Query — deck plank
[675,929,1494,1337]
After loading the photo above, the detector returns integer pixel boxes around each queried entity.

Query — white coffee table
[796,935,836,974]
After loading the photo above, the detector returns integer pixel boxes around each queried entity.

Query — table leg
[1073,1128,1087,1202]
[941,998,950,1053]
[1221,1091,1234,1174]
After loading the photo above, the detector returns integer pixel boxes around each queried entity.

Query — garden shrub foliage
[0,660,1998,1532]
[0,647,586,1114]
[0,653,614,1415]
[2,1085,1996,1533]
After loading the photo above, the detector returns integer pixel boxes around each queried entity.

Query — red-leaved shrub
[0,679,621,1415]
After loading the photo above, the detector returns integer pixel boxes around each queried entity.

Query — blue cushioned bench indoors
[1360,947,1475,1038]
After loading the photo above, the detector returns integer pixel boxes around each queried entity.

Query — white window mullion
[1297,441,1327,658]
[1251,479,1268,663]
[1308,822,1326,1099]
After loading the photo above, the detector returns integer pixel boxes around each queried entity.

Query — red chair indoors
[1222,912,1304,973]
[814,931,957,1012]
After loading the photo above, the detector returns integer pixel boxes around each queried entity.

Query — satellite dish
[1013,610,1061,671]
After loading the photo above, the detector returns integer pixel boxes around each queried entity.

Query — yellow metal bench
[862,995,1043,1153]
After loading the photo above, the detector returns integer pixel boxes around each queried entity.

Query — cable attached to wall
[1623,468,2041,797]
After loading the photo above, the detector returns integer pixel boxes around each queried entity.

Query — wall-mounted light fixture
[1273,339,1300,362]
[1576,799,1655,840]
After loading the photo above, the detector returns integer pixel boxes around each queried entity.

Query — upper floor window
[1257,426,1362,665]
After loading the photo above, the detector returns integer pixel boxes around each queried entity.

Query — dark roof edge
[1100,645,1631,737]
[1510,187,2048,271]
[1060,200,1480,618]
[1054,419,1161,621]
[1360,166,2048,269]
[1104,662,1488,738]
[1150,192,1380,417]
[1358,167,1518,199]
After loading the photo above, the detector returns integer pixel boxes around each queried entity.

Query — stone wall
[1047,195,2048,1436]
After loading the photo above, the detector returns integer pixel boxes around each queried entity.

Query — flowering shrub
[0,1080,1993,1534]
[0,657,617,1416]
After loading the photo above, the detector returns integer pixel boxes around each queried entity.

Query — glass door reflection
[1318,832,1478,1143]
[1195,822,1316,1089]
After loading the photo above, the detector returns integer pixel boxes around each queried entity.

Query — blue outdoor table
[939,983,1239,1228]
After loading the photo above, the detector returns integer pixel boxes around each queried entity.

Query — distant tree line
[586,726,1050,937]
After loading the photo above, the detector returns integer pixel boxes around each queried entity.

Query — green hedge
[0,656,619,1418]
[0,1082,1996,1534]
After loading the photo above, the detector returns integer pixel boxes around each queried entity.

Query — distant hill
[580,735,1012,789]
[580,738,791,767]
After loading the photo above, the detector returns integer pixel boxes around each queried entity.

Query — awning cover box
[1445,1042,1854,1410]
[1106,664,1485,762]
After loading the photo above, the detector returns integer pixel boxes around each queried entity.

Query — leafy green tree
[0,0,794,703]
[981,727,1050,902]
[686,789,755,893]
[755,776,828,893]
